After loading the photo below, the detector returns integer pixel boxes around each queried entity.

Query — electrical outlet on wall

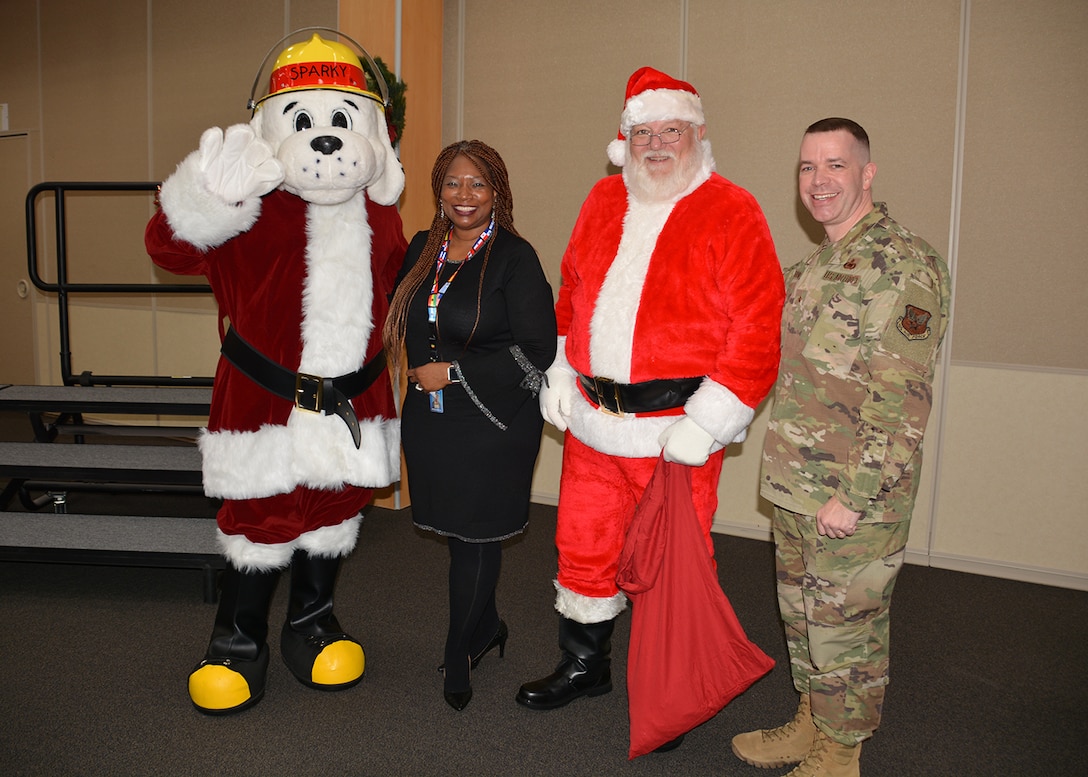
[1,104,9,132]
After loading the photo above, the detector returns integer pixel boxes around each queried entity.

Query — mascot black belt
[221,326,385,448]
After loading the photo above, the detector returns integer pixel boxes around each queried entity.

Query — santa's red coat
[551,170,784,617]
[556,172,784,458]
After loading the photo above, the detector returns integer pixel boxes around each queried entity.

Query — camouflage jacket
[760,203,950,521]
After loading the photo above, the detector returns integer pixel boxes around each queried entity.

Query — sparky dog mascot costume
[145,31,407,714]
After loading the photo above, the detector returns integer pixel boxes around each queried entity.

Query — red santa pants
[218,484,373,546]
[556,433,724,599]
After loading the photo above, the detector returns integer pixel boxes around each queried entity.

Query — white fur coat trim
[299,197,374,376]
[217,514,361,572]
[554,580,628,623]
[686,379,752,445]
[199,415,399,499]
[158,151,262,251]
[589,200,673,381]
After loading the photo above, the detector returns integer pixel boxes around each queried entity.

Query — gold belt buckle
[295,372,323,413]
[593,376,624,417]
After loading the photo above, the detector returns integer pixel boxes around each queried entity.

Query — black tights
[443,538,502,693]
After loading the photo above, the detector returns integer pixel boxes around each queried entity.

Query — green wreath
[369,56,407,146]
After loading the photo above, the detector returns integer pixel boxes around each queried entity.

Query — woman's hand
[407,362,455,393]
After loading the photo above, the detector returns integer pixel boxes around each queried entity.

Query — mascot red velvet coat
[145,33,407,715]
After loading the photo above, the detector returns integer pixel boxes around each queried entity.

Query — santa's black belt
[577,373,702,417]
[221,326,386,449]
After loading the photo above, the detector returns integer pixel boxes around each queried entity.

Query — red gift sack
[617,457,775,759]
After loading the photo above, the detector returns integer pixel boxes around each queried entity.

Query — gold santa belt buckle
[578,374,703,417]
[295,372,325,413]
[587,375,624,417]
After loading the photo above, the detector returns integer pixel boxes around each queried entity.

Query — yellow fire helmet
[255,33,384,110]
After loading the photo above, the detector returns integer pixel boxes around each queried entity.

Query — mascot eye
[293,111,314,132]
[331,109,352,130]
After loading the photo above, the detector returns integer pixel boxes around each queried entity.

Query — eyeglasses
[629,125,689,146]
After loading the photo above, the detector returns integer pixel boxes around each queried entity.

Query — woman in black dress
[383,140,556,711]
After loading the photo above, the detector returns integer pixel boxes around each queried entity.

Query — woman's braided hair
[383,140,518,369]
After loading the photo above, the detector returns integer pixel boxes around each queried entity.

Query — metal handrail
[25,181,214,387]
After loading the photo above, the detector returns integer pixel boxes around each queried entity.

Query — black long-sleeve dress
[399,226,557,541]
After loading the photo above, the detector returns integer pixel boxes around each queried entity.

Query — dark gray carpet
[1,495,1086,777]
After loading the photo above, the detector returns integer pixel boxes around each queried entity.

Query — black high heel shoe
[471,619,508,669]
[438,619,509,673]
[443,657,473,711]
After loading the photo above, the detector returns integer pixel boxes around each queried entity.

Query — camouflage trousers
[772,506,910,745]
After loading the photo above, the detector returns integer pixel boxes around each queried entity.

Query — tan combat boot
[784,729,861,777]
[731,694,817,768]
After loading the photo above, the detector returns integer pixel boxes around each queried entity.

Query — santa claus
[516,67,785,721]
[145,32,407,714]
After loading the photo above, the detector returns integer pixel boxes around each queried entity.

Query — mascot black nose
[311,135,343,155]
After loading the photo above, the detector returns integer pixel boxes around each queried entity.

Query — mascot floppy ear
[365,110,406,206]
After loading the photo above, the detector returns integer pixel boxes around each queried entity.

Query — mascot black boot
[188,564,280,715]
[516,616,615,710]
[280,549,365,690]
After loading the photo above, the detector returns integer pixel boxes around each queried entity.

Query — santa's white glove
[539,362,577,432]
[198,124,284,204]
[658,416,716,467]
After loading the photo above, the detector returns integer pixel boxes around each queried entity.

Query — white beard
[624,145,699,203]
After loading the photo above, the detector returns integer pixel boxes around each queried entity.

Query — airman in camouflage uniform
[733,118,950,777]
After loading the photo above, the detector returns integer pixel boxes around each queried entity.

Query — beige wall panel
[291,0,339,31]
[687,0,960,539]
[901,367,947,558]
[34,301,57,385]
[530,427,564,505]
[0,135,36,384]
[934,365,1087,588]
[62,303,157,379]
[447,0,685,294]
[0,1,42,135]
[153,308,221,379]
[712,402,774,537]
[40,0,149,179]
[688,0,960,270]
[58,191,160,285]
[149,1,337,181]
[955,0,1088,369]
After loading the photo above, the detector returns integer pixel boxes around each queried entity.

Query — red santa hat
[607,66,705,167]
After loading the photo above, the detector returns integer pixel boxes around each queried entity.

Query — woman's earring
[439,207,446,219]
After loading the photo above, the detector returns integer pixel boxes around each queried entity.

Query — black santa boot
[516,616,614,710]
[187,563,280,715]
[280,548,365,690]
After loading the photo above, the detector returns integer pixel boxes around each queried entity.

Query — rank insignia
[897,304,932,340]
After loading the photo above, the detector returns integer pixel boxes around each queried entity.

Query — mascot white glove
[658,416,716,467]
[198,124,284,204]
[540,362,577,432]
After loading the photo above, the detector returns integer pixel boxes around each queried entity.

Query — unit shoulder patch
[896,303,933,341]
